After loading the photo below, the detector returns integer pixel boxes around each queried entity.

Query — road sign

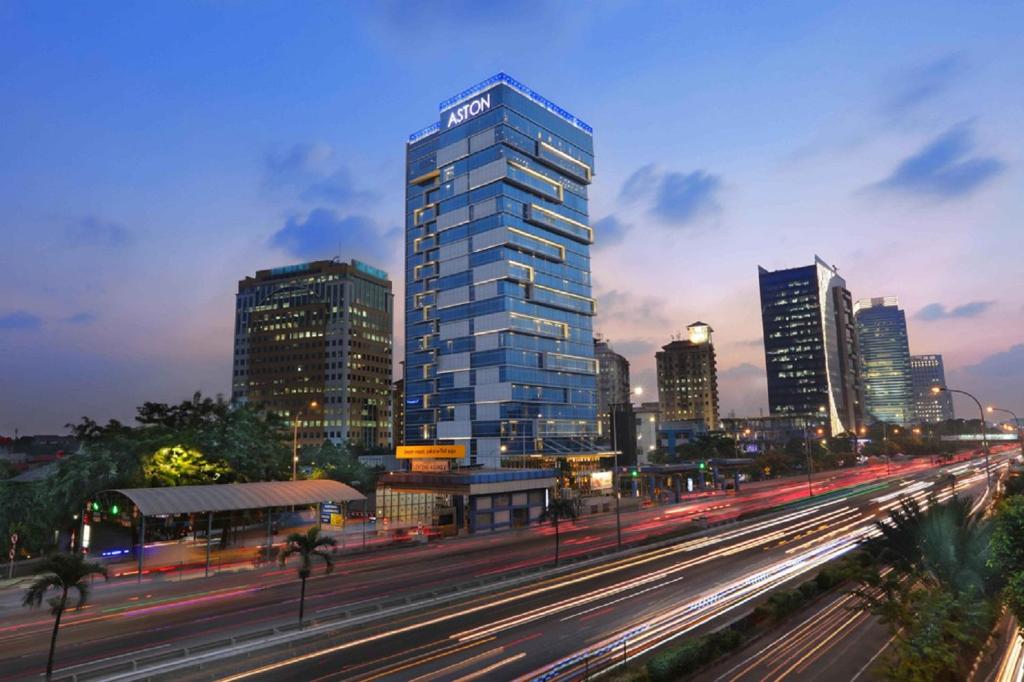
[320,503,341,525]
[8,549,13,559]
[10,534,17,545]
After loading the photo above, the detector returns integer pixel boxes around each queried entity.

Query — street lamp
[988,405,1023,453]
[933,386,991,490]
[804,406,826,498]
[292,400,319,481]
[610,386,643,551]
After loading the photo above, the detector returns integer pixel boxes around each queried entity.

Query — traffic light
[110,504,119,515]
[630,468,638,478]
[698,461,706,470]
[91,501,99,512]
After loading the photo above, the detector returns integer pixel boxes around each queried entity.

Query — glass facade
[910,354,955,423]
[404,74,598,467]
[758,257,862,435]
[854,297,913,425]
[232,259,394,448]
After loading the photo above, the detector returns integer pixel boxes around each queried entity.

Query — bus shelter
[98,480,365,581]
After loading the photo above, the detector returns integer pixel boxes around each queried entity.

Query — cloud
[265,142,334,182]
[0,311,42,331]
[619,164,659,202]
[62,312,97,325]
[619,164,723,226]
[732,337,764,348]
[881,54,964,116]
[869,122,1005,199]
[964,343,1024,379]
[592,215,631,248]
[949,343,1024,418]
[264,143,373,205]
[64,216,131,248]
[718,362,764,380]
[598,290,670,329]
[915,300,995,321]
[604,338,657,359]
[268,208,391,264]
[653,171,722,224]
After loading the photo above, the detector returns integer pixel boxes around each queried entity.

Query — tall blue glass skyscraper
[404,74,598,467]
[855,297,913,425]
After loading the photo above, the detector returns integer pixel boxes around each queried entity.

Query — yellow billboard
[396,445,467,459]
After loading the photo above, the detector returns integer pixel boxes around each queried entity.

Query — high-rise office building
[855,297,914,426]
[758,257,862,435]
[594,336,631,439]
[232,259,394,449]
[910,354,955,423]
[404,73,598,467]
[392,377,405,447]
[656,322,720,430]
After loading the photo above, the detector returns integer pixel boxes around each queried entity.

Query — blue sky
[1,1,1022,433]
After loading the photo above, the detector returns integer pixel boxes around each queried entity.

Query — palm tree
[279,526,336,626]
[23,553,108,680]
[851,494,998,680]
[540,497,579,566]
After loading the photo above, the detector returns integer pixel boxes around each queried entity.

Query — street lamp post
[878,420,892,476]
[609,387,642,551]
[988,405,1023,454]
[804,406,826,498]
[292,400,319,481]
[934,386,991,490]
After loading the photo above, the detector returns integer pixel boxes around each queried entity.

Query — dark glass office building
[758,257,862,435]
[404,74,598,467]
[910,354,955,423]
[232,259,394,449]
[855,297,913,425]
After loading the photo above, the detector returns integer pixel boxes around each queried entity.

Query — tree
[302,440,378,491]
[540,496,578,566]
[143,446,229,486]
[23,553,108,680]
[851,495,999,681]
[990,495,1024,628]
[279,526,336,626]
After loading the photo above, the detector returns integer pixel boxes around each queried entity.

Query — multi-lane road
[0,455,1008,681]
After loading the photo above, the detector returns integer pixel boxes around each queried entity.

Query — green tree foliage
[851,495,999,681]
[23,553,108,680]
[990,494,1024,628]
[279,526,336,625]
[1,392,291,556]
[143,446,230,486]
[302,440,379,491]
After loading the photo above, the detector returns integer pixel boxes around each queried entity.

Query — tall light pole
[934,386,991,489]
[878,419,892,476]
[610,386,642,551]
[805,406,826,498]
[292,400,319,481]
[988,405,1023,454]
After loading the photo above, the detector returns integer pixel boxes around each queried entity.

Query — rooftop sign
[408,72,592,143]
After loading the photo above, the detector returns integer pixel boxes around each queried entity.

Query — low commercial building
[657,420,709,456]
[375,468,557,535]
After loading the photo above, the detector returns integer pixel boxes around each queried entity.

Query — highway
[141,456,1006,682]
[0,456,1000,681]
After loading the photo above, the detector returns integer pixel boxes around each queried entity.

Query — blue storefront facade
[404,74,599,467]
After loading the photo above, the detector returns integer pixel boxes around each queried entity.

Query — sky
[1,1,1022,434]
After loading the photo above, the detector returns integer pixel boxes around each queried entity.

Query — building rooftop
[409,72,593,144]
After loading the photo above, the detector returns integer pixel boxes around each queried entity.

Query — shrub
[798,581,820,600]
[647,636,711,682]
